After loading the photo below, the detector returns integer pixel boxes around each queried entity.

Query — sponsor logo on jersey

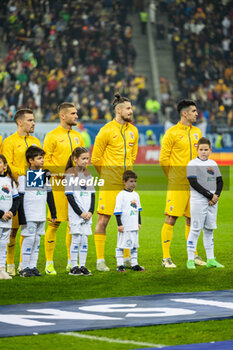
[126,239,132,247]
[1,185,10,194]
[130,200,137,209]
[130,132,134,140]
[194,143,198,147]
[130,210,138,216]
[207,167,214,175]
[75,137,80,145]
[170,206,173,211]
[101,205,104,210]
[80,191,88,197]
[194,133,199,140]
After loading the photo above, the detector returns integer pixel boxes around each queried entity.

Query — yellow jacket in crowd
[0,135,2,152]
[2,132,41,177]
[159,122,202,185]
[43,125,84,174]
[91,119,139,185]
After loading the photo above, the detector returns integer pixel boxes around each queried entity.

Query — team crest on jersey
[170,206,173,211]
[101,205,104,210]
[75,138,80,145]
[80,184,87,191]
[207,167,214,175]
[194,143,198,147]
[130,200,137,209]
[194,133,199,140]
[129,143,134,147]
[130,132,134,140]
[1,185,10,194]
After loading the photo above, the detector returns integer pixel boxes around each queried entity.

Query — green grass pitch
[0,166,232,349]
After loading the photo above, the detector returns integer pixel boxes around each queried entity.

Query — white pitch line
[60,332,166,348]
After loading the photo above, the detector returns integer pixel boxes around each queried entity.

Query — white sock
[130,248,138,266]
[67,259,71,265]
[70,234,81,268]
[21,235,34,269]
[187,229,200,260]
[203,228,214,259]
[0,237,8,267]
[29,235,40,269]
[0,227,10,267]
[116,248,124,266]
[46,261,53,266]
[97,258,105,263]
[79,235,88,267]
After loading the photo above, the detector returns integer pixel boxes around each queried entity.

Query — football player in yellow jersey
[2,109,41,276]
[43,102,84,275]
[159,99,205,268]
[91,93,139,271]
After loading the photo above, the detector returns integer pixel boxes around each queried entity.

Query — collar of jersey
[113,118,128,130]
[177,122,192,130]
[16,131,29,138]
[58,125,73,133]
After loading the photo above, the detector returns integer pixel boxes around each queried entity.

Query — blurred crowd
[161,0,233,129]
[0,0,152,123]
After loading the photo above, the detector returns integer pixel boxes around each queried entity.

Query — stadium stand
[0,0,151,123]
[158,0,233,128]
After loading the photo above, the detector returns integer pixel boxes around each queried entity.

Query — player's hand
[118,225,124,233]
[85,212,92,220]
[51,218,57,223]
[81,212,88,220]
[2,212,10,221]
[6,211,13,219]
[210,194,218,204]
[138,224,141,230]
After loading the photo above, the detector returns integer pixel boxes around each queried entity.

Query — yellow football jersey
[43,125,84,174]
[91,119,139,185]
[159,122,202,185]
[2,132,41,177]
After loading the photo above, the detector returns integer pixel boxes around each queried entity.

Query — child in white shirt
[65,147,95,276]
[186,137,224,269]
[0,154,19,279]
[18,146,56,277]
[114,170,145,272]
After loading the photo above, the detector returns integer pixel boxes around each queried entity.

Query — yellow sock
[66,225,71,261]
[161,223,173,259]
[123,249,130,258]
[45,222,60,262]
[7,236,16,265]
[19,236,24,263]
[94,233,106,260]
[185,224,198,256]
